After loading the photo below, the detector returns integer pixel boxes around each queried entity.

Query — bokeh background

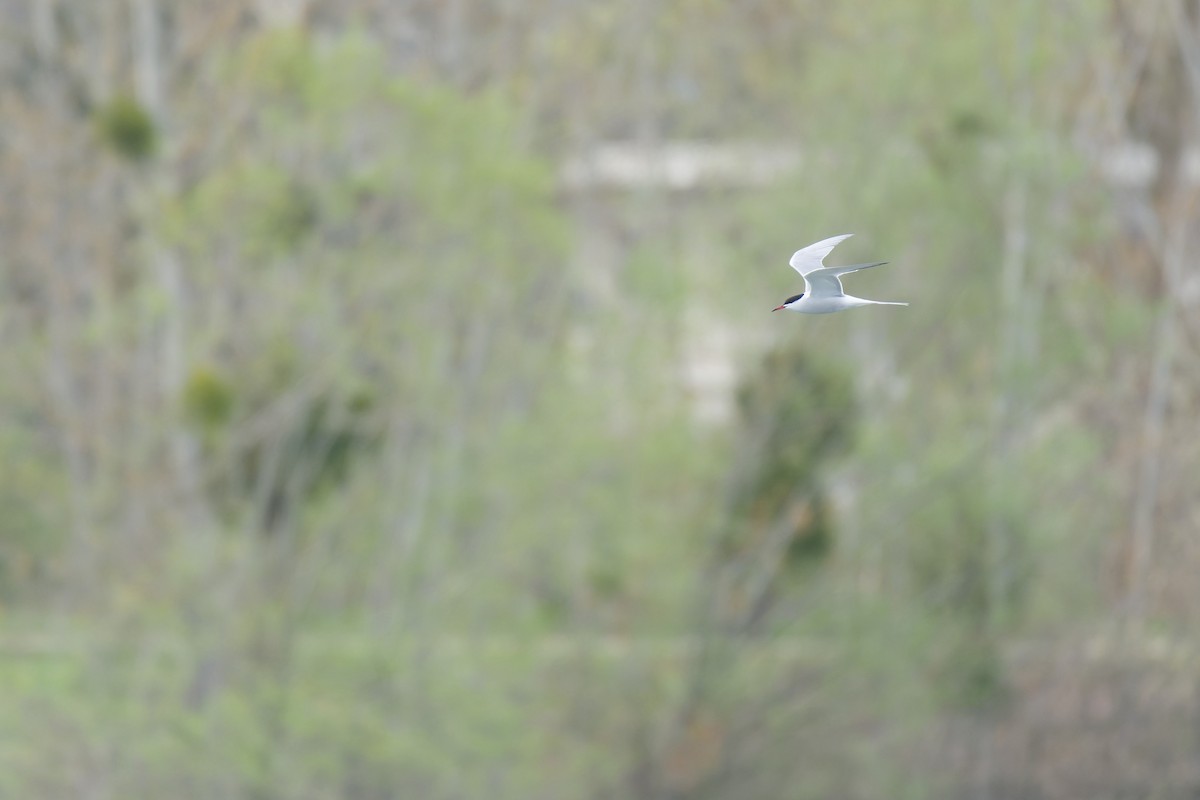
[2,1,1199,797]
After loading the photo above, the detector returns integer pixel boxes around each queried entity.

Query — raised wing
[788,234,854,276]
[801,261,889,299]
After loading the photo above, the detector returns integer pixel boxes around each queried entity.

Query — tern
[772,234,907,314]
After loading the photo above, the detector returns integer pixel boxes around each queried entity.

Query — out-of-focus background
[1,1,1199,797]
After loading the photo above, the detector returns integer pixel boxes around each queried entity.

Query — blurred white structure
[679,311,738,426]
[1099,142,1200,186]
[562,140,1200,192]
[561,141,802,192]
[254,0,310,27]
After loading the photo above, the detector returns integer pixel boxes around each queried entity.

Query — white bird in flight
[772,234,907,314]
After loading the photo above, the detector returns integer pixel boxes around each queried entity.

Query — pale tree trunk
[130,0,163,120]
[1126,221,1182,622]
[1114,0,1200,624]
[31,0,57,60]
[153,247,216,534]
[438,0,466,81]
[971,1,1041,796]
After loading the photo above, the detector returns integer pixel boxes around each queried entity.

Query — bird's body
[773,234,907,314]
[776,292,898,315]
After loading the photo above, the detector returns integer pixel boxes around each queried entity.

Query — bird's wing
[802,261,889,300]
[788,234,854,276]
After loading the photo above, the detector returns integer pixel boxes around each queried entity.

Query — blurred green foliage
[183,366,235,430]
[0,451,62,600]
[730,343,855,518]
[719,342,854,597]
[94,93,157,161]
